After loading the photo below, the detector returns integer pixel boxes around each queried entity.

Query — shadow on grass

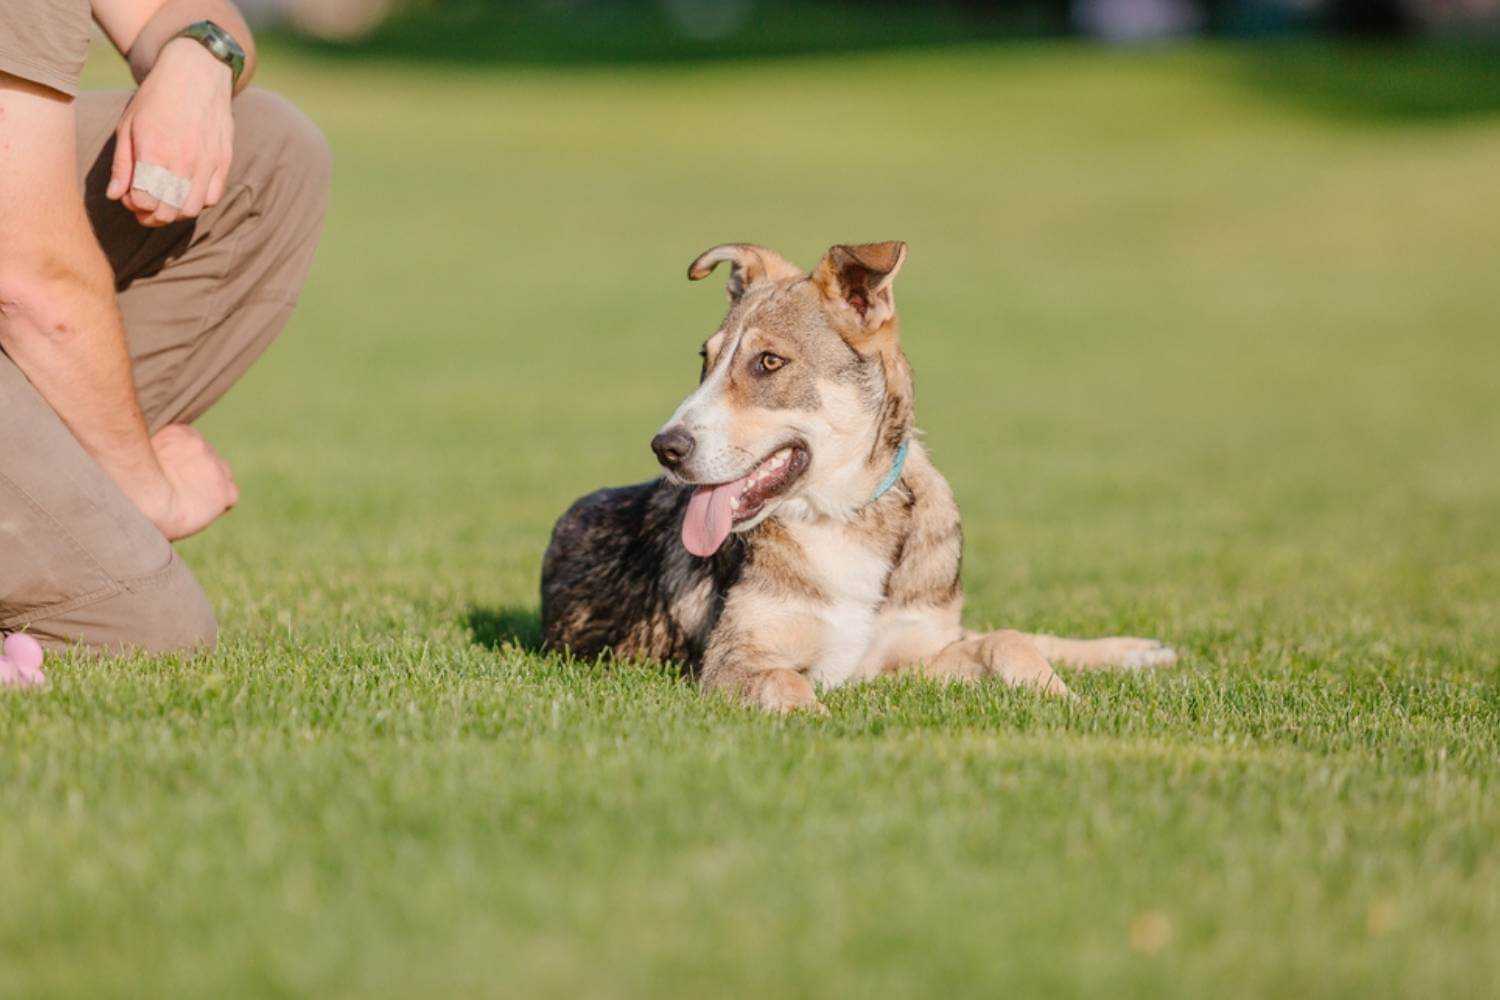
[465,605,544,653]
[462,605,708,689]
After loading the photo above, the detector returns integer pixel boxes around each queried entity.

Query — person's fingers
[107,123,135,201]
[205,163,228,209]
[149,165,188,224]
[149,196,181,227]
[127,157,192,226]
[179,168,211,220]
[126,187,160,217]
[219,457,239,508]
[206,129,233,207]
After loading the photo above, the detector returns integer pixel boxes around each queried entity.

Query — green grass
[4,42,1499,997]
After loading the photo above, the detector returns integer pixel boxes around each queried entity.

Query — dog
[540,241,1175,712]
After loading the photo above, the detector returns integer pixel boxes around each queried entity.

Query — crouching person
[0,1,330,653]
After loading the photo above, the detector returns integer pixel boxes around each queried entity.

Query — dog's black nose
[651,427,696,469]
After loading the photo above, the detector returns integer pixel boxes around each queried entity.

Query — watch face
[209,37,229,58]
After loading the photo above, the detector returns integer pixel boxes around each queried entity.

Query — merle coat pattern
[542,242,1175,712]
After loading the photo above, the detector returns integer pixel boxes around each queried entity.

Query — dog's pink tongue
[682,480,745,557]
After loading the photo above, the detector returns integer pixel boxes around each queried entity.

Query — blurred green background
[2,5,1498,997]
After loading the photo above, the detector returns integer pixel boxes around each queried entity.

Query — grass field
[3,39,1499,997]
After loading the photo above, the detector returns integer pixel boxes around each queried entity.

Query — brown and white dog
[540,241,1175,713]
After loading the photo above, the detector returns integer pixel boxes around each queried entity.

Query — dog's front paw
[751,669,826,715]
[979,630,1071,696]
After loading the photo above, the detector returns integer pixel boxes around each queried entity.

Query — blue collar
[868,440,910,505]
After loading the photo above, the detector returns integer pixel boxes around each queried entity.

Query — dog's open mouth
[681,443,810,557]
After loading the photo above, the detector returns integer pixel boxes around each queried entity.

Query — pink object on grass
[0,633,45,688]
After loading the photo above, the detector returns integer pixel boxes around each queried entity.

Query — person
[0,1,331,661]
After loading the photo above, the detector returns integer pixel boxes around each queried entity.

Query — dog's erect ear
[687,244,801,303]
[811,241,908,339]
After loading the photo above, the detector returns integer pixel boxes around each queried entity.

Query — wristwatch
[173,21,246,89]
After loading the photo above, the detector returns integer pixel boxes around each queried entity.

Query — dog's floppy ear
[688,243,801,303]
[811,241,908,340]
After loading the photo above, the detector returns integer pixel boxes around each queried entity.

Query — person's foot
[0,633,45,688]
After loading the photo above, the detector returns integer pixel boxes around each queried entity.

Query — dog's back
[541,479,743,667]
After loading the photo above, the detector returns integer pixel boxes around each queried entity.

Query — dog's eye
[757,352,787,374]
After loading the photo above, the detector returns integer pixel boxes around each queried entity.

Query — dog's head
[652,241,914,557]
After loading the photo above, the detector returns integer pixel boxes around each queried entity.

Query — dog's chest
[782,520,891,688]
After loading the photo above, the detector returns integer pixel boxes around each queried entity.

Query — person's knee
[24,556,218,656]
[135,573,219,655]
[232,89,333,220]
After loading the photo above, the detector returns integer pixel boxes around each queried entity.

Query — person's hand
[106,37,235,227]
[146,424,239,541]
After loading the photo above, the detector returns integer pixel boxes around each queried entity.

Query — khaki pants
[0,89,330,653]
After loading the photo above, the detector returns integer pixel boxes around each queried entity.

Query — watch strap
[173,20,246,88]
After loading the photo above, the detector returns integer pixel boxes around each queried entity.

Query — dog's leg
[1022,634,1177,671]
[699,613,826,715]
[923,630,1070,696]
[704,663,825,715]
[862,608,1068,692]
